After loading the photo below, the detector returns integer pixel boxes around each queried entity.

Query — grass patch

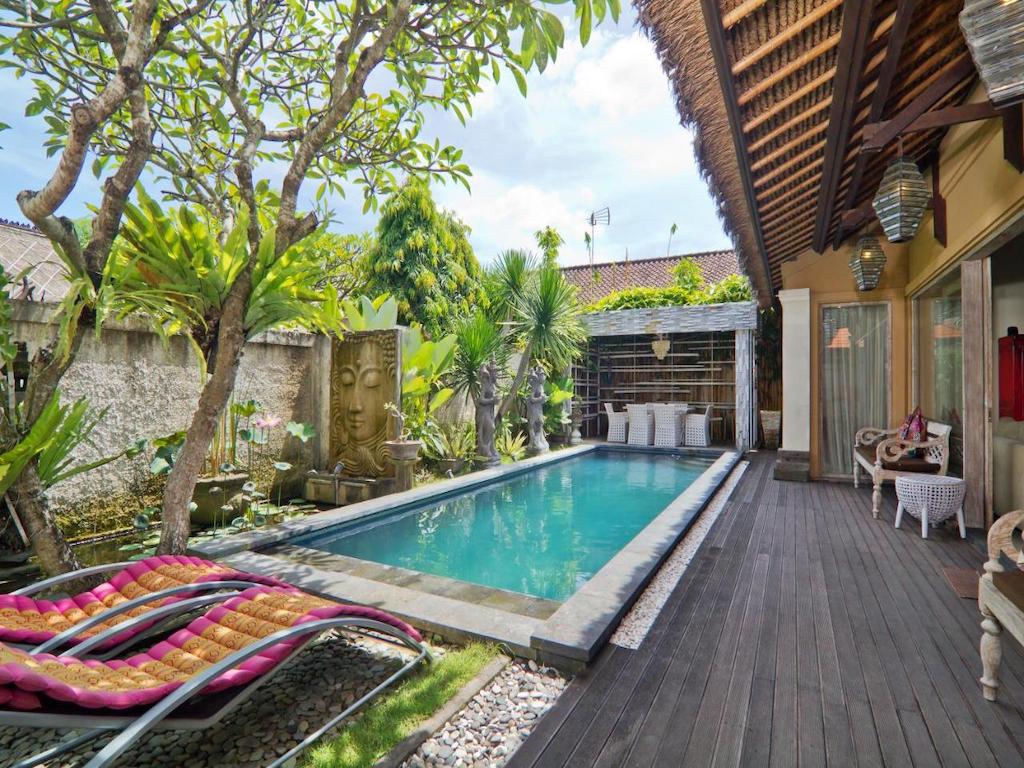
[305,642,499,768]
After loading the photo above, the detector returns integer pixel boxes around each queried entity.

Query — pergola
[573,301,758,449]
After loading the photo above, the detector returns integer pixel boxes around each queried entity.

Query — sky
[0,5,730,268]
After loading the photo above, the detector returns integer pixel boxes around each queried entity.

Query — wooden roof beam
[812,0,878,253]
[751,122,829,171]
[863,102,1000,147]
[754,138,829,187]
[860,55,977,153]
[698,0,774,296]
[722,0,769,30]
[832,0,918,248]
[756,157,825,201]
[732,0,845,75]
[738,32,843,106]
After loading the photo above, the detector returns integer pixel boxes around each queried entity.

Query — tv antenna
[585,206,610,268]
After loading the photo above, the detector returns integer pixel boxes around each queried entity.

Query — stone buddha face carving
[338,340,388,445]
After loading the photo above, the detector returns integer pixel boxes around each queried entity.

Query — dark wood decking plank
[845,487,1024,766]
[793,484,827,767]
[829,483,974,767]
[628,495,775,766]
[738,482,787,768]
[815,483,913,768]
[769,498,799,768]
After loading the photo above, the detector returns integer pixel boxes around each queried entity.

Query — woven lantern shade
[871,158,931,243]
[849,236,887,291]
[960,0,1024,106]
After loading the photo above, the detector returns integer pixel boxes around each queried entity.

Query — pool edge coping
[191,444,740,668]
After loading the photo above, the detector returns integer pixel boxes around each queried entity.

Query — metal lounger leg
[266,645,430,768]
[10,727,110,768]
[83,617,428,768]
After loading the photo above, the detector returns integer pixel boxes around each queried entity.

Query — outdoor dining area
[604,402,714,447]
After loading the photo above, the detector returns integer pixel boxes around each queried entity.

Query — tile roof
[561,250,739,305]
[0,220,69,303]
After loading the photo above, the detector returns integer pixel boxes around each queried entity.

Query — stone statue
[476,360,500,467]
[526,366,549,456]
[330,330,399,477]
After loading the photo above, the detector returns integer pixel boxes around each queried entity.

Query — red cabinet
[1000,327,1024,420]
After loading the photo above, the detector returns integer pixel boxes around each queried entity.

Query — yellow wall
[778,83,1024,478]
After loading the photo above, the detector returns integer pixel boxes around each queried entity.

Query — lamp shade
[849,236,887,291]
[960,0,1024,106]
[871,158,931,243]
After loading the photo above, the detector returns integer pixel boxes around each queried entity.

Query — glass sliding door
[913,268,963,476]
[821,303,890,476]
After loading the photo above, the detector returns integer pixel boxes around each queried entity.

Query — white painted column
[779,288,812,459]
[735,328,754,449]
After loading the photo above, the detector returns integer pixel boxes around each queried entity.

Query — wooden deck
[509,452,1024,767]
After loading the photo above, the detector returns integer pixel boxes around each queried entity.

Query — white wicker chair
[894,475,967,539]
[604,403,629,443]
[684,405,712,447]
[853,421,952,518]
[652,404,683,447]
[627,404,654,446]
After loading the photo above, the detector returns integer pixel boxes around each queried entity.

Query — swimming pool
[291,450,714,601]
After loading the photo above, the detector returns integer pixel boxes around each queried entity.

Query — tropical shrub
[700,274,753,304]
[495,427,528,462]
[450,310,510,401]
[672,257,706,294]
[422,421,476,463]
[366,181,485,338]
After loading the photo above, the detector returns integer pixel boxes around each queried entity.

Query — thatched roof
[561,250,738,304]
[637,0,976,297]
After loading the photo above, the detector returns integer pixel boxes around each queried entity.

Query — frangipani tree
[0,0,620,567]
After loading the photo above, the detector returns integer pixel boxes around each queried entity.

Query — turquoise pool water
[293,451,713,601]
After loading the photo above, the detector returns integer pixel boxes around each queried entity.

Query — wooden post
[735,328,754,450]
[962,259,989,528]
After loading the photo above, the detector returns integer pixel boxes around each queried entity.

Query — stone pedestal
[391,457,418,492]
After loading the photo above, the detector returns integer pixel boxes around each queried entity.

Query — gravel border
[609,459,750,649]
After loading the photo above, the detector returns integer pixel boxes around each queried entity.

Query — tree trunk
[497,342,532,422]
[157,275,251,554]
[8,462,82,577]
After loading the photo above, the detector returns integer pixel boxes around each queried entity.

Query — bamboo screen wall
[573,331,738,443]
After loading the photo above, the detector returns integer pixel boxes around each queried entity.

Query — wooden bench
[980,510,1024,702]
[853,421,952,518]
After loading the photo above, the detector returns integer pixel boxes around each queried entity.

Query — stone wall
[13,303,321,536]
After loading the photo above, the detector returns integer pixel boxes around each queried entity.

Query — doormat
[943,566,980,600]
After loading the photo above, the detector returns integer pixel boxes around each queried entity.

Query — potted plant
[423,421,475,475]
[383,403,423,462]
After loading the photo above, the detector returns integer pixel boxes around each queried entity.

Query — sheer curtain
[821,304,890,476]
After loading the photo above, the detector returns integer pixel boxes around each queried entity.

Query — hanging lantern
[871,157,931,243]
[849,236,887,291]
[960,0,1024,106]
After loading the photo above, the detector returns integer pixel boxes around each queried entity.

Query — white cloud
[570,33,672,118]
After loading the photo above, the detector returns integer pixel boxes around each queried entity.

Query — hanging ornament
[960,0,1024,106]
[872,149,931,243]
[849,235,887,291]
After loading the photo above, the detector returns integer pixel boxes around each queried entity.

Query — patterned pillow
[897,407,927,458]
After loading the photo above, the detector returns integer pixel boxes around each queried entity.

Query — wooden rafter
[722,0,768,30]
[748,98,833,153]
[761,185,820,221]
[738,32,842,107]
[751,122,829,170]
[754,139,828,187]
[756,157,824,202]
[860,55,976,153]
[833,0,918,247]
[812,0,877,253]
[744,68,837,134]
[698,0,773,295]
[758,170,826,211]
[732,0,844,76]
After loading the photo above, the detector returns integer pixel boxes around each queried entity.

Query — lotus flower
[254,414,283,429]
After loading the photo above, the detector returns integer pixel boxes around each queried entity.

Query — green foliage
[495,427,528,462]
[484,249,537,323]
[702,274,753,304]
[672,257,706,294]
[587,272,754,312]
[400,325,457,439]
[108,190,343,372]
[422,421,476,462]
[285,422,317,443]
[367,181,484,338]
[305,644,497,768]
[449,310,510,400]
[513,265,588,370]
[310,231,373,300]
[535,226,565,268]
[543,373,574,434]
[339,295,400,331]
